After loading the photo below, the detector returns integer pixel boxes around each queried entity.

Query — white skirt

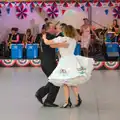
[48,55,95,86]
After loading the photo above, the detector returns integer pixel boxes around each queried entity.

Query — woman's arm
[50,42,69,48]
[30,36,35,44]
[12,34,19,43]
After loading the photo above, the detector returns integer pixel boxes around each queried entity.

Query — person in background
[41,18,49,33]
[8,27,19,46]
[75,29,81,42]
[23,29,34,45]
[80,18,98,57]
[30,19,39,38]
[111,19,119,33]
[22,29,34,58]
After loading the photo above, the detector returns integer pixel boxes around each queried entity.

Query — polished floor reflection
[0,68,120,120]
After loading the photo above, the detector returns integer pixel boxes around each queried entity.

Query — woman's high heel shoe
[61,98,72,108]
[75,94,82,107]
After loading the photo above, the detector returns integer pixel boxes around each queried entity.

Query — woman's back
[58,37,76,57]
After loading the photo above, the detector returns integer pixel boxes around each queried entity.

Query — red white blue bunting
[1,59,15,67]
[16,60,30,66]
[104,62,119,70]
[47,5,59,19]
[0,1,119,9]
[30,59,41,67]
[16,4,28,19]
[0,60,120,70]
[113,6,120,19]
[94,61,104,70]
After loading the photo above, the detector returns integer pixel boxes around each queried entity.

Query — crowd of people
[1,17,119,59]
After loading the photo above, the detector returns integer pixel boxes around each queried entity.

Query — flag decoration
[74,2,80,7]
[81,5,85,11]
[1,59,16,67]
[30,59,41,67]
[5,2,15,8]
[113,6,120,19]
[30,2,35,12]
[47,5,59,19]
[0,1,119,16]
[96,1,102,7]
[104,61,119,70]
[105,9,109,15]
[85,2,91,7]
[6,7,10,14]
[39,7,42,13]
[0,59,119,69]
[108,1,114,7]
[16,4,28,19]
[41,2,46,7]
[94,61,104,70]
[52,2,57,7]
[62,9,66,15]
[63,1,69,7]
[0,2,4,8]
[16,60,30,66]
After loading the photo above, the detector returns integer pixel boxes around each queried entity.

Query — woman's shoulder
[63,36,76,42]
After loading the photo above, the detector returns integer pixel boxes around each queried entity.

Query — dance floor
[0,68,120,120]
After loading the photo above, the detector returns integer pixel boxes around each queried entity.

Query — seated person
[111,19,119,33]
[8,27,20,46]
[23,29,34,44]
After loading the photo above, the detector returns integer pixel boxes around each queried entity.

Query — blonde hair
[63,25,76,38]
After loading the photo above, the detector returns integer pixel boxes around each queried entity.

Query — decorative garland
[15,60,30,66]
[0,1,119,9]
[113,6,120,19]
[16,4,28,19]
[30,59,41,67]
[0,60,120,69]
[104,61,119,70]
[1,59,16,67]
[94,61,104,70]
[0,1,119,18]
[47,5,59,19]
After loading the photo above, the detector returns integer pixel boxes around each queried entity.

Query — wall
[91,7,120,29]
[56,9,87,29]
[0,6,88,42]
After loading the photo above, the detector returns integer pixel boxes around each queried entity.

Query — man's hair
[44,18,48,22]
[45,22,53,31]
[60,23,67,28]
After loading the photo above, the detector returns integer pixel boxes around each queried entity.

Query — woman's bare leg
[63,84,70,104]
[71,86,79,103]
[71,86,82,106]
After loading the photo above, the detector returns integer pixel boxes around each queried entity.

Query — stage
[0,59,120,70]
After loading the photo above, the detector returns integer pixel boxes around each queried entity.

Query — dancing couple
[36,22,94,108]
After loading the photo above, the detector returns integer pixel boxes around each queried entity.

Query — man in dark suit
[35,22,68,107]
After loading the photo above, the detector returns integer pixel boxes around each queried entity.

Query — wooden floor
[0,68,120,120]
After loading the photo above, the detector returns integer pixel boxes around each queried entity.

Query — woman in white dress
[42,25,95,108]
